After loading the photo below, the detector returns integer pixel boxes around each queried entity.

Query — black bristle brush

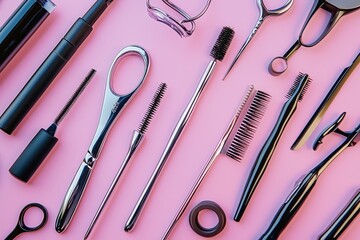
[84,82,167,240]
[124,26,235,232]
[162,85,271,240]
[234,73,312,222]
[9,69,96,183]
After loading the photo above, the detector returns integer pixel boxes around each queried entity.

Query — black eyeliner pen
[0,0,113,134]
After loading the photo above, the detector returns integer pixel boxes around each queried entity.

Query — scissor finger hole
[300,8,331,46]
[111,55,148,95]
[262,0,292,11]
[19,203,48,231]
[269,57,288,76]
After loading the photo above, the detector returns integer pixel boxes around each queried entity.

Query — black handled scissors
[5,203,48,240]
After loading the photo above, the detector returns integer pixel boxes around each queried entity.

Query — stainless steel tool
[55,45,150,233]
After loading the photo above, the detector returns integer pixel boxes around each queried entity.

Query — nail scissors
[269,0,360,75]
[5,203,48,240]
[55,45,150,233]
[223,0,293,80]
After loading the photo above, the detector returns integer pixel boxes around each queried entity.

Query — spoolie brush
[138,82,167,134]
[84,83,167,240]
[162,86,271,240]
[234,72,312,222]
[124,26,235,233]
[9,69,96,183]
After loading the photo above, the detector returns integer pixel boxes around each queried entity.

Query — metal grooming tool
[269,0,360,75]
[84,83,167,240]
[260,113,360,239]
[146,0,212,37]
[162,86,271,240]
[9,69,96,183]
[291,52,360,150]
[55,46,150,233]
[223,0,293,80]
[319,189,360,240]
[234,73,312,222]
[124,27,235,232]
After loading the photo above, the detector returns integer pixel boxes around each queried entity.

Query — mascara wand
[125,27,235,232]
[84,83,167,240]
[9,69,96,183]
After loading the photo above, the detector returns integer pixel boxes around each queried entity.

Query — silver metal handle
[125,59,217,232]
[55,158,93,233]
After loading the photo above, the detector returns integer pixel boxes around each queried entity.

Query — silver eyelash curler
[146,0,212,37]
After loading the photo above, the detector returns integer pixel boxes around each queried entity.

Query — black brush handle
[9,128,58,182]
[0,18,92,134]
[0,0,112,134]
[259,171,318,240]
[319,189,360,240]
[234,97,298,221]
[0,0,55,72]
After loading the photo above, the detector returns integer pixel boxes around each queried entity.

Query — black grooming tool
[84,83,167,240]
[162,86,271,239]
[0,0,113,134]
[234,73,312,222]
[260,113,360,240]
[125,27,235,232]
[5,203,48,240]
[9,69,96,183]
[319,189,360,240]
[189,201,226,238]
[0,0,56,72]
[292,52,360,150]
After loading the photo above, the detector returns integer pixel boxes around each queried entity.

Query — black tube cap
[9,128,58,182]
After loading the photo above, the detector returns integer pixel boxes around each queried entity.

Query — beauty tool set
[0,0,360,239]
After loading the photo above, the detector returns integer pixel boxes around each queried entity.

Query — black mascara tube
[0,0,56,72]
[0,0,113,134]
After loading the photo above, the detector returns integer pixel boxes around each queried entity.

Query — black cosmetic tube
[0,0,55,72]
[0,0,112,134]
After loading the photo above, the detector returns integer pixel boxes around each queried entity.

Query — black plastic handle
[259,172,318,240]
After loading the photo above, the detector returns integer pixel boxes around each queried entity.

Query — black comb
[233,73,312,222]
[226,90,272,161]
[138,83,167,134]
[286,72,312,101]
[211,27,235,61]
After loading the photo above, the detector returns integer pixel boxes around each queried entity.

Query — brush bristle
[210,27,235,61]
[226,90,271,161]
[286,73,312,101]
[138,83,167,134]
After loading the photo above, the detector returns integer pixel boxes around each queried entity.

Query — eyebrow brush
[0,0,114,134]
[124,27,235,232]
[234,73,312,222]
[84,83,167,240]
[162,86,271,240]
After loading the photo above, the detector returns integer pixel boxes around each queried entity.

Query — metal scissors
[5,203,48,240]
[55,45,150,233]
[269,0,360,75]
[223,0,293,80]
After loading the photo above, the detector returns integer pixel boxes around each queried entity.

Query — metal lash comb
[146,0,212,37]
[84,83,167,240]
[162,86,271,239]
[260,113,360,239]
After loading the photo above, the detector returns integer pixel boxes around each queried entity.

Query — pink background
[1,0,360,239]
